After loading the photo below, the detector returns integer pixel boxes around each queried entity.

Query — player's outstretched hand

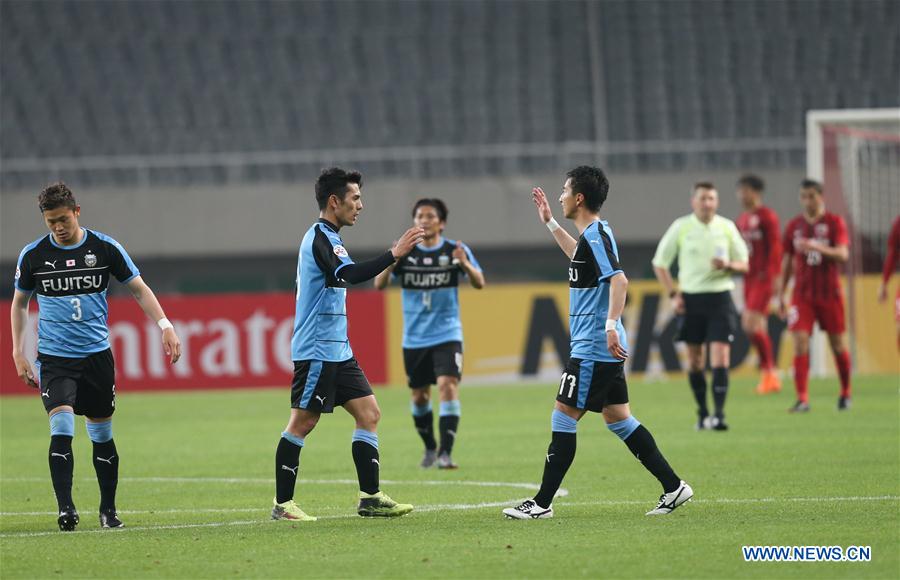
[532,187,553,224]
[606,329,628,361]
[877,282,887,303]
[163,328,182,364]
[452,240,469,266]
[13,353,37,388]
[392,227,426,259]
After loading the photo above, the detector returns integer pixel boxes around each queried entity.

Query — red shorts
[788,298,845,334]
[743,281,773,314]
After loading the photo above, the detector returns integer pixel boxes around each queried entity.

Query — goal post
[806,108,900,376]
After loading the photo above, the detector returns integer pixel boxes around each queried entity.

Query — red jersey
[882,215,900,284]
[783,212,849,301]
[737,206,781,284]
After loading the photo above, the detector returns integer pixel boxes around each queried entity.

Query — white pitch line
[2,494,897,518]
[0,495,897,538]
[0,477,545,491]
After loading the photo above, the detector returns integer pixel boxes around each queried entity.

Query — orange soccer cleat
[755,370,782,394]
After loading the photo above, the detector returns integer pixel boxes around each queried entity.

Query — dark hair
[737,174,765,192]
[315,167,363,210]
[566,165,609,212]
[801,178,823,194]
[693,181,716,192]
[38,182,77,212]
[412,198,448,221]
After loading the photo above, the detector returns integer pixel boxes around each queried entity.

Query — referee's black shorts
[677,291,738,345]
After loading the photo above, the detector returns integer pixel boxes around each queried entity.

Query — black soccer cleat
[709,416,729,431]
[57,507,79,532]
[837,396,851,411]
[99,508,124,529]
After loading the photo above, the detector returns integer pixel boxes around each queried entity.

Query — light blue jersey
[291,219,355,362]
[568,221,627,362]
[392,237,481,349]
[14,229,140,358]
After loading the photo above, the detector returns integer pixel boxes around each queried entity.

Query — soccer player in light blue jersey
[10,183,182,531]
[272,168,424,521]
[503,166,693,519]
[374,199,484,469]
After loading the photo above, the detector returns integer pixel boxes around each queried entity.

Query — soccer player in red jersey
[877,214,900,351]
[735,175,782,395]
[778,179,851,413]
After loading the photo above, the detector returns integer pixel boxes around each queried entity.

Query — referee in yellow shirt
[652,182,749,431]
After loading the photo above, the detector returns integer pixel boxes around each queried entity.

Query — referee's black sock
[49,435,75,511]
[275,433,304,504]
[91,439,119,512]
[622,424,681,493]
[688,371,709,418]
[712,367,729,418]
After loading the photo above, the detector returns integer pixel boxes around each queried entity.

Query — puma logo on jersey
[42,390,50,398]
[96,455,116,464]
[51,452,71,461]
[407,256,419,265]
[546,453,554,463]
[281,464,299,475]
[371,458,380,467]
[44,260,57,269]
[314,395,326,405]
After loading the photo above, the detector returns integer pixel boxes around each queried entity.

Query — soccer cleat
[646,481,693,515]
[788,401,810,413]
[502,499,553,520]
[271,498,317,522]
[755,370,782,394]
[695,415,711,431]
[837,397,851,411]
[436,452,458,470]
[57,507,79,532]
[357,491,413,518]
[99,509,124,528]
[709,416,729,431]
[420,449,438,468]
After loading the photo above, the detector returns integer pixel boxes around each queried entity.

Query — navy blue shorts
[555,358,628,413]
[36,349,116,418]
[290,358,372,413]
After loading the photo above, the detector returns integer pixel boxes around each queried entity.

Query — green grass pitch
[1,375,897,578]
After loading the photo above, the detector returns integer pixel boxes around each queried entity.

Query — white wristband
[157,317,174,332]
[605,319,618,332]
[546,218,561,233]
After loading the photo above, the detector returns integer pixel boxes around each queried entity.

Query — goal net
[807,108,900,375]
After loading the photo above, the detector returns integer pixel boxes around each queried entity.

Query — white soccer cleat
[502,499,553,520]
[646,481,693,515]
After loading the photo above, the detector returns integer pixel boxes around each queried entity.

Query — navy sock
[624,425,681,493]
[275,435,303,504]
[411,405,437,451]
[534,432,576,508]
[49,435,75,510]
[91,439,119,511]
[352,430,379,495]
